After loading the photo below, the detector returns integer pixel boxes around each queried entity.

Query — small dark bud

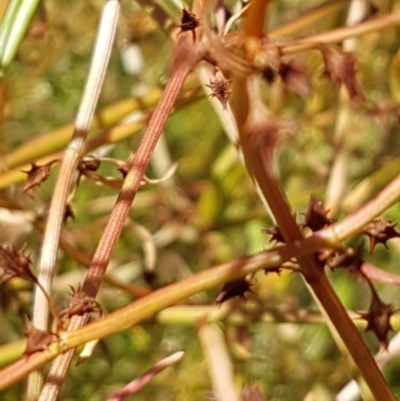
[117,161,130,178]
[262,67,276,84]
[327,246,363,273]
[143,270,157,287]
[303,195,332,232]
[60,285,102,324]
[215,278,252,304]
[359,283,393,350]
[79,156,101,172]
[179,9,199,41]
[64,203,75,222]
[262,225,285,244]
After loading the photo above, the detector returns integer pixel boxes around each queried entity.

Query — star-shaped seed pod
[22,160,59,192]
[303,195,332,232]
[0,245,35,284]
[206,77,232,109]
[179,9,199,41]
[359,282,394,350]
[362,218,400,253]
[326,246,364,273]
[215,278,252,304]
[262,225,285,244]
[60,285,103,324]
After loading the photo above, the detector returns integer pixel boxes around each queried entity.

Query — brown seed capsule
[206,77,231,109]
[179,9,199,41]
[215,278,252,304]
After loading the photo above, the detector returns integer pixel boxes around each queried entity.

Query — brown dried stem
[230,3,396,400]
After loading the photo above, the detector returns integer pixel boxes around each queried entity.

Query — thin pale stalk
[325,0,367,217]
[0,0,40,79]
[106,351,184,401]
[269,0,348,39]
[27,1,120,399]
[198,323,241,401]
[282,12,400,54]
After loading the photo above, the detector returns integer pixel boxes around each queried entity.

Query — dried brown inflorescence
[24,318,56,355]
[215,278,252,304]
[362,218,400,253]
[206,76,232,109]
[359,282,394,350]
[60,285,103,324]
[0,245,35,284]
[179,9,199,41]
[22,160,59,192]
[321,45,364,101]
[303,195,332,232]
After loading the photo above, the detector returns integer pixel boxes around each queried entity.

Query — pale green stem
[198,323,241,401]
[0,0,40,79]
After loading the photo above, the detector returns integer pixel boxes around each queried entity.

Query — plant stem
[28,1,121,399]
[282,12,400,54]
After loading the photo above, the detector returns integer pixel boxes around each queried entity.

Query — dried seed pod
[179,9,199,41]
[359,283,394,350]
[0,245,35,284]
[60,285,103,324]
[362,218,400,253]
[327,246,363,273]
[321,45,364,101]
[24,318,56,355]
[303,195,332,232]
[262,225,285,244]
[22,160,59,192]
[206,77,231,109]
[79,156,101,172]
[215,278,252,304]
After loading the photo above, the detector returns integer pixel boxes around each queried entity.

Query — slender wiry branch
[27,1,121,399]
[198,323,240,401]
[325,0,367,217]
[282,12,400,54]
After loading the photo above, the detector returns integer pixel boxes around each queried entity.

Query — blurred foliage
[1,0,400,400]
